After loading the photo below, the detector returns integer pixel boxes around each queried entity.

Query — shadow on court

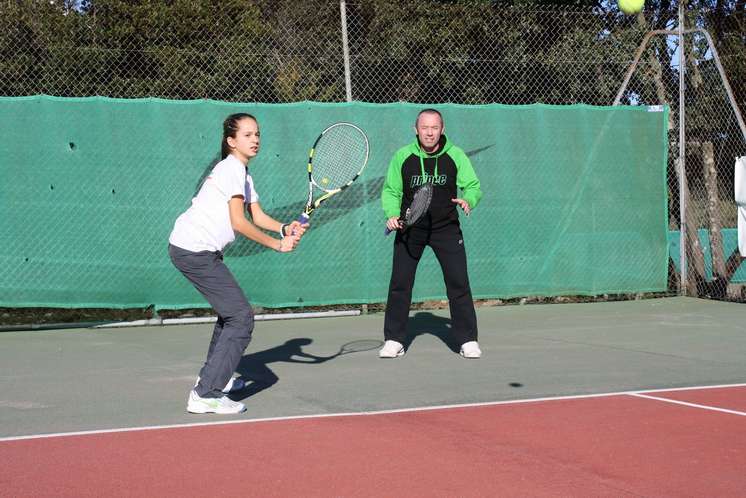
[2,297,744,440]
[232,337,384,400]
[233,338,335,400]
[405,311,460,353]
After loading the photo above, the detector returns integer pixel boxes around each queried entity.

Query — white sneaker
[460,341,482,359]
[195,376,247,394]
[186,390,246,414]
[379,340,405,358]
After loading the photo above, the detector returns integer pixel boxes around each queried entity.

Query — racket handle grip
[384,223,403,236]
[290,212,310,236]
[385,218,404,236]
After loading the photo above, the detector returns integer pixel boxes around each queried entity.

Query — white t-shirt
[169,154,259,252]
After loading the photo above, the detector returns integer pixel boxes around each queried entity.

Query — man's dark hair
[415,108,443,127]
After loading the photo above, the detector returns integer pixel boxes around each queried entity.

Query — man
[380,109,483,359]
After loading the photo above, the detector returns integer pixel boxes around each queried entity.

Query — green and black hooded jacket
[381,134,482,227]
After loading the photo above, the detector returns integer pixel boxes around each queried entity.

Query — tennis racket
[384,182,433,235]
[296,122,369,225]
[333,339,383,357]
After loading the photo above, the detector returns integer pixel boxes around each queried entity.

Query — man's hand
[451,198,471,216]
[386,216,403,232]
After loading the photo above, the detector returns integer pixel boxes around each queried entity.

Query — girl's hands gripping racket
[384,182,433,235]
[297,123,369,225]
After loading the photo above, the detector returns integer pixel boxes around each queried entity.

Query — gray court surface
[0,297,744,439]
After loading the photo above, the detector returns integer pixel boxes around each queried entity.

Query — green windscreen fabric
[0,97,668,309]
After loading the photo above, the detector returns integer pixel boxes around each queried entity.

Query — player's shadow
[404,311,460,353]
[231,338,336,400]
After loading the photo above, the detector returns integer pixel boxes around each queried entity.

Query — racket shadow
[202,143,496,259]
[224,176,385,258]
[404,311,460,353]
[231,337,342,401]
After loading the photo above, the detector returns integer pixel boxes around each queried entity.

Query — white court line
[629,392,746,417]
[2,382,745,443]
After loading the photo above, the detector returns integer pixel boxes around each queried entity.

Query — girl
[168,113,307,414]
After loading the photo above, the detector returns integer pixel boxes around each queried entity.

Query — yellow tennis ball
[618,0,643,14]
[321,177,329,185]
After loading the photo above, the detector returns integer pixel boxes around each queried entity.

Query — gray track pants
[168,244,254,398]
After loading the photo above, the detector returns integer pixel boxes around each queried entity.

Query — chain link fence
[1,0,744,308]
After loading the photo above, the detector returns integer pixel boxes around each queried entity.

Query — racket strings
[405,183,433,225]
[312,125,368,190]
[338,339,383,355]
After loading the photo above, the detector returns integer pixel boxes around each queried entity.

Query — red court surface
[642,386,746,413]
[1,385,744,497]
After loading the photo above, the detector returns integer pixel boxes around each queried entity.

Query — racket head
[310,123,369,192]
[403,182,433,227]
[337,339,383,355]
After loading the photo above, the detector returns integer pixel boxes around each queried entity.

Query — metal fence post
[340,0,352,102]
[678,1,688,295]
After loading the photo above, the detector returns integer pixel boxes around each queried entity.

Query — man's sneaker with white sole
[186,390,246,414]
[460,341,482,359]
[378,340,405,358]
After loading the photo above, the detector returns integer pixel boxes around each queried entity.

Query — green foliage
[0,0,742,107]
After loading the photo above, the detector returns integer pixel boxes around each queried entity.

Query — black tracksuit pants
[383,221,478,346]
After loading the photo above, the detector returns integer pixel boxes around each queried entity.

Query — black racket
[296,122,369,225]
[384,182,433,235]
[334,340,383,357]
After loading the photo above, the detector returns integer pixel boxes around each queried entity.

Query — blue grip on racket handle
[291,212,310,236]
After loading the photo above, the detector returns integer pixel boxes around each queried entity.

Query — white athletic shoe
[186,390,246,414]
[460,341,482,359]
[195,376,247,394]
[378,340,405,358]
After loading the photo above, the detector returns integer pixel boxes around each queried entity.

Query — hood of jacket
[408,133,453,158]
